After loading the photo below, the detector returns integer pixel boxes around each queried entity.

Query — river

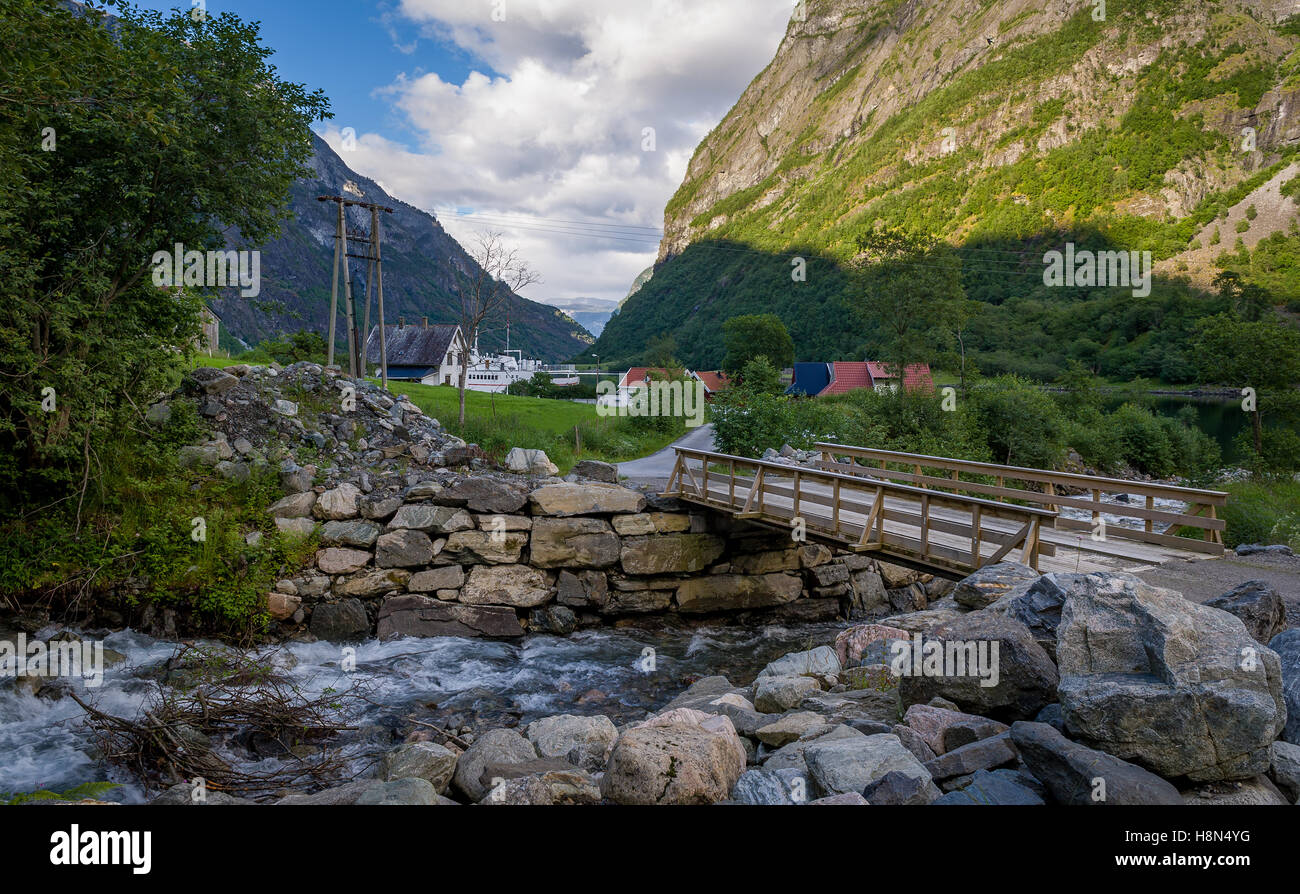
[0,622,841,803]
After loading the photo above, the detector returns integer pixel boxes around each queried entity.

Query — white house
[365,319,468,386]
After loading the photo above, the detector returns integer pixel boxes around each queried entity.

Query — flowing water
[0,622,840,803]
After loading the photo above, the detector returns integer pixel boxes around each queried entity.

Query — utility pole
[318,195,394,380]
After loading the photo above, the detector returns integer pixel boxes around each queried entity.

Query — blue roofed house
[785,362,832,396]
[365,318,468,386]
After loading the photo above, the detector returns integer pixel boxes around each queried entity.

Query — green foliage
[1222,478,1300,550]
[3,781,120,805]
[722,314,795,376]
[710,391,838,458]
[737,356,785,396]
[242,331,328,366]
[0,403,308,633]
[966,376,1065,469]
[0,2,330,515]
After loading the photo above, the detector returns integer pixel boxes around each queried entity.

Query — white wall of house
[417,329,468,386]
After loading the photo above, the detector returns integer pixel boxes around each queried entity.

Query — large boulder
[353,778,441,806]
[309,599,370,641]
[268,492,316,519]
[529,482,645,516]
[436,478,528,514]
[506,447,559,476]
[314,483,362,520]
[1011,721,1182,805]
[388,504,475,534]
[834,623,911,668]
[460,565,551,608]
[758,645,842,679]
[601,712,746,805]
[452,728,537,802]
[620,533,725,575]
[315,547,371,575]
[932,769,1045,805]
[1205,580,1287,644]
[923,733,1018,781]
[862,770,943,805]
[1268,628,1300,745]
[381,742,458,793]
[375,529,436,568]
[440,530,527,565]
[529,517,620,568]
[675,572,801,612]
[377,595,524,639]
[525,714,618,762]
[753,675,821,713]
[730,768,812,805]
[985,572,1079,661]
[319,520,381,548]
[572,460,619,483]
[803,732,932,796]
[903,703,1008,756]
[952,562,1041,609]
[896,610,1058,722]
[1057,573,1286,781]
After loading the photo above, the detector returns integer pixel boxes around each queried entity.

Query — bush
[710,392,837,458]
[966,376,1066,468]
[1222,478,1300,550]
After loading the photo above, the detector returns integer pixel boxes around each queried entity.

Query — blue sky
[119,0,795,305]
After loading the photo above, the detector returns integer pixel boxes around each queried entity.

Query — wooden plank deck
[665,446,1228,579]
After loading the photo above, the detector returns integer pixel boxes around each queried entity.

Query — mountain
[593,0,1300,380]
[213,133,591,362]
[546,296,620,337]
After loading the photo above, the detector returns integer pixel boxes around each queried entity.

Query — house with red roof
[786,360,933,397]
[692,370,732,399]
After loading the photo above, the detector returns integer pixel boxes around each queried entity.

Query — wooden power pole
[317,195,394,380]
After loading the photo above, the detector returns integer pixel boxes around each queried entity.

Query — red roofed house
[864,362,934,393]
[809,361,934,396]
[692,370,732,400]
[614,367,676,407]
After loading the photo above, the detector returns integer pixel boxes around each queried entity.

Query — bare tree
[454,231,541,425]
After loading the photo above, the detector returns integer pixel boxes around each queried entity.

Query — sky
[122,0,796,307]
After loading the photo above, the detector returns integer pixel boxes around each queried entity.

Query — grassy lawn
[193,356,681,473]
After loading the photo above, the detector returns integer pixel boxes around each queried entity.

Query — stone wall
[265,469,943,641]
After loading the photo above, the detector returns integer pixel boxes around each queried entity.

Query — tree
[1193,313,1300,455]
[850,227,963,379]
[737,355,784,395]
[1212,270,1270,322]
[453,231,540,425]
[722,314,795,376]
[0,2,329,514]
[939,297,983,395]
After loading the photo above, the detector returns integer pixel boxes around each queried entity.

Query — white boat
[463,340,579,393]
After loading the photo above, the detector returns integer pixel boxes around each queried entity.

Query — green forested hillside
[593,0,1300,378]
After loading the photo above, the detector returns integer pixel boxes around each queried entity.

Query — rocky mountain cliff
[214,134,591,362]
[594,0,1300,376]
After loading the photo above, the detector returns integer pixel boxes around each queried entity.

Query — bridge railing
[814,442,1227,556]
[666,447,1058,574]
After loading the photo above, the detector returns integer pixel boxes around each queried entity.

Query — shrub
[966,376,1066,468]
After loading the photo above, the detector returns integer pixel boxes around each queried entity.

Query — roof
[864,362,935,391]
[385,366,438,380]
[367,324,461,365]
[785,362,831,396]
[619,367,675,386]
[819,362,874,395]
[693,370,732,393]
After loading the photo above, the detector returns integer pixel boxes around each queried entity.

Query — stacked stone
[266,470,938,641]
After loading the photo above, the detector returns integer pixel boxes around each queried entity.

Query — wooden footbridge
[663,443,1228,578]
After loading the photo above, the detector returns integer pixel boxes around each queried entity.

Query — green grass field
[193,356,681,473]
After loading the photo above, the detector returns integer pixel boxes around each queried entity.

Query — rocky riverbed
[6,559,1298,806]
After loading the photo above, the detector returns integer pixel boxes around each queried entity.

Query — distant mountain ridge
[214,133,591,362]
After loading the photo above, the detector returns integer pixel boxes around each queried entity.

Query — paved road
[618,424,715,484]
[1136,550,1300,614]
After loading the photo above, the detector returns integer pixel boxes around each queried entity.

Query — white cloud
[318,0,793,305]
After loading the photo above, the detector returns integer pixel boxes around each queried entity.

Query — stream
[0,621,840,803]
